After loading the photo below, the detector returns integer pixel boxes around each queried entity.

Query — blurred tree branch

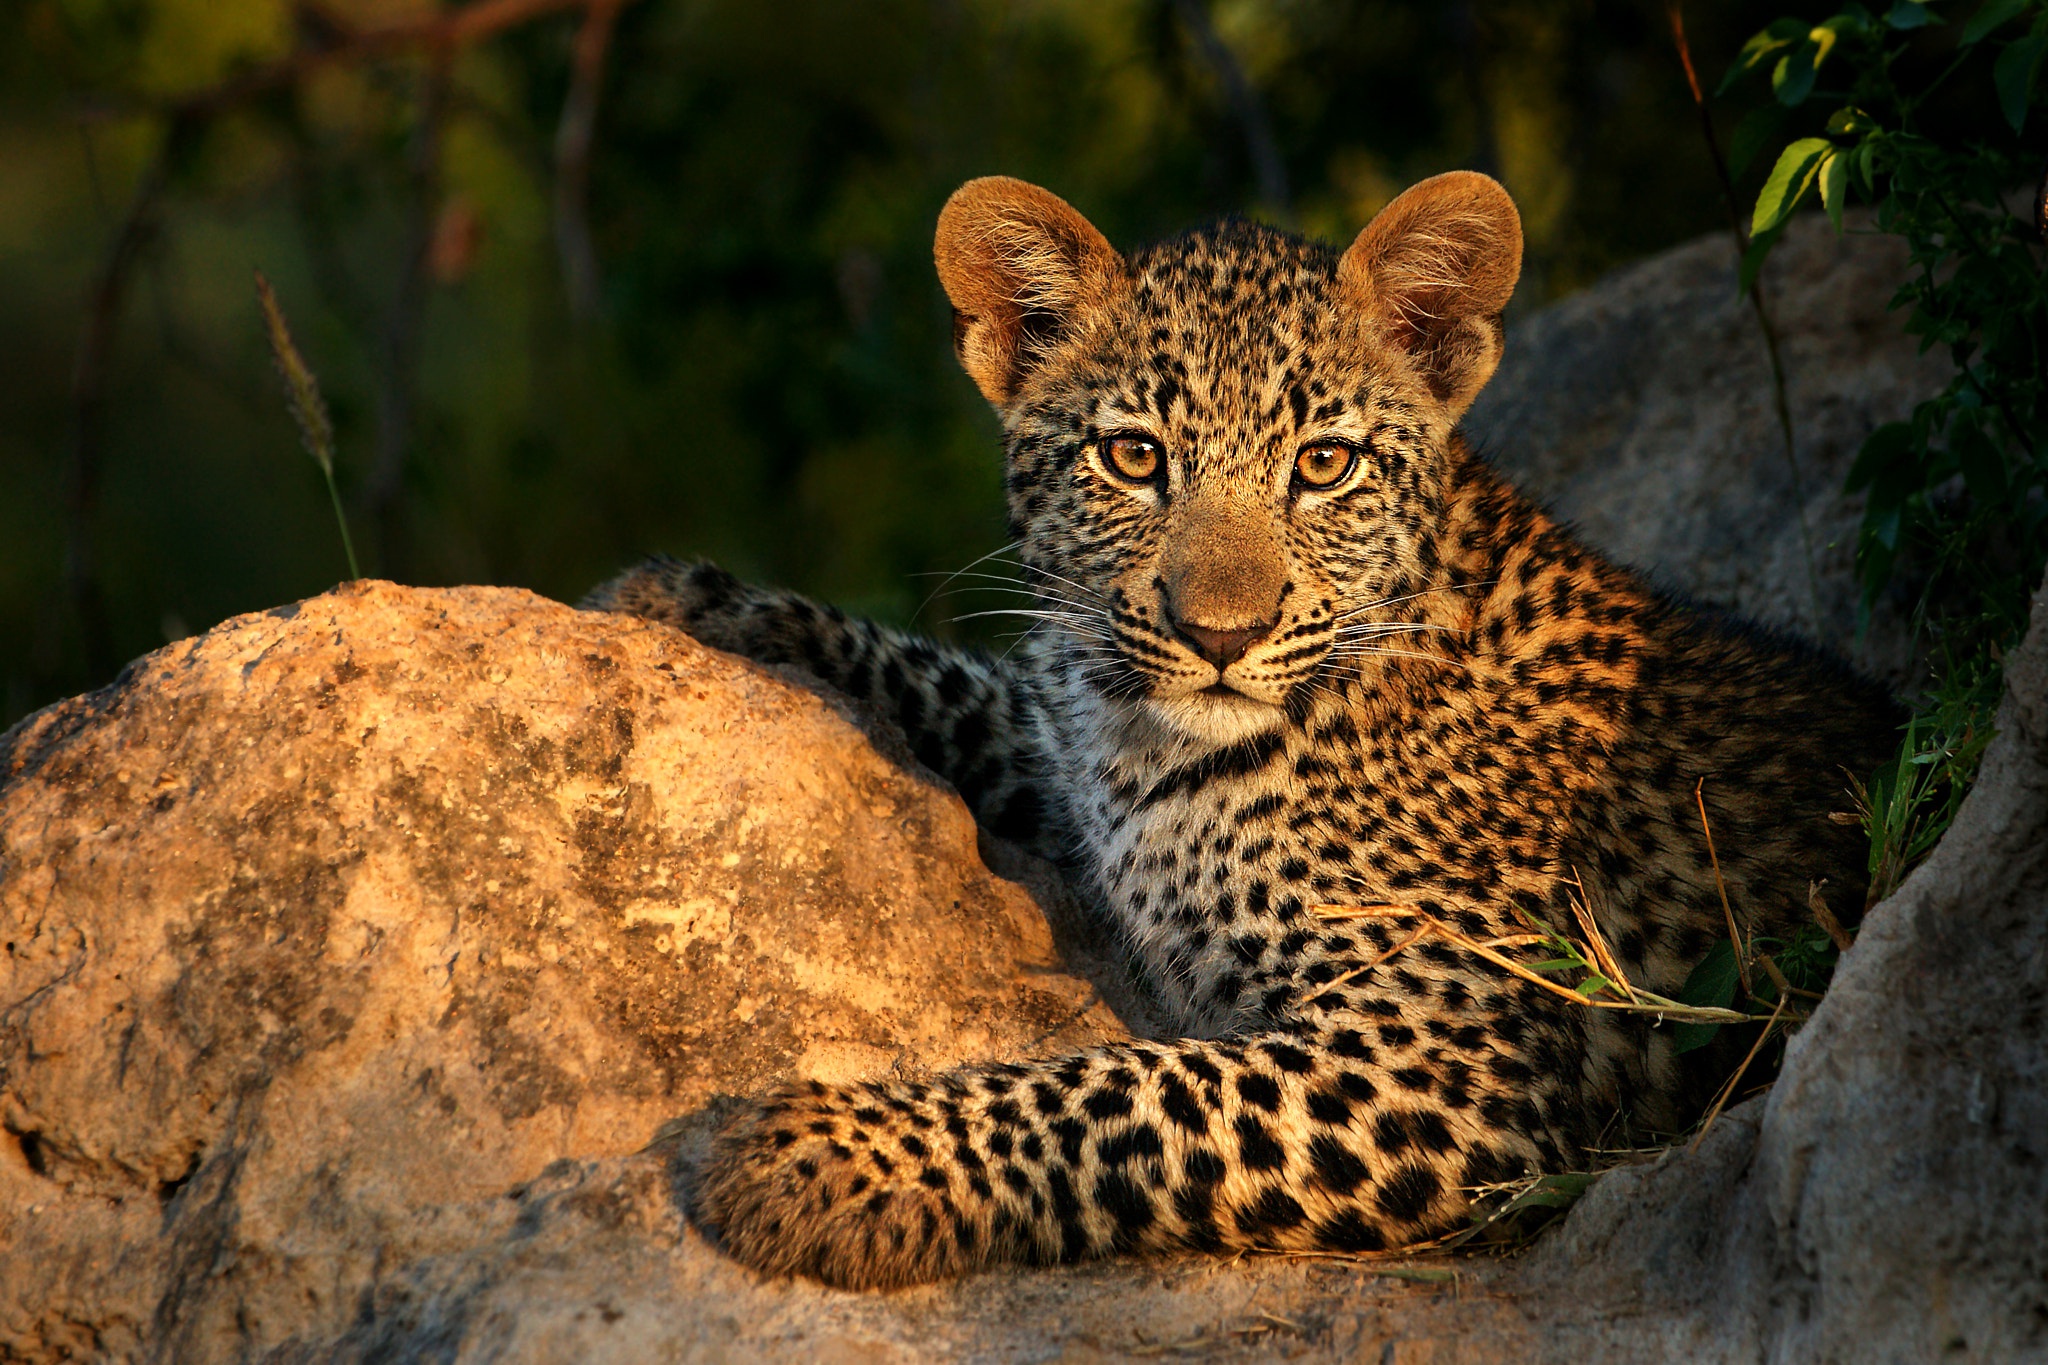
[365,49,452,578]
[67,114,198,681]
[66,0,638,615]
[150,0,615,120]
[1170,0,1292,224]
[555,0,624,322]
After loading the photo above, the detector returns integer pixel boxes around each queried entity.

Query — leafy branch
[1722,0,2048,905]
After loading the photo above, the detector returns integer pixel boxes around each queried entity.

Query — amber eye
[1294,441,1357,490]
[1102,436,1163,484]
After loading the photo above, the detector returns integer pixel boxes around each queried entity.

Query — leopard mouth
[1195,679,1277,707]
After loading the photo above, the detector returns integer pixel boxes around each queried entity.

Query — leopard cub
[588,171,1897,1289]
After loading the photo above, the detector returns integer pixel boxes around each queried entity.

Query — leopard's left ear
[1339,171,1522,416]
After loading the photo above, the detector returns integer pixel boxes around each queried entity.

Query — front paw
[693,1081,986,1291]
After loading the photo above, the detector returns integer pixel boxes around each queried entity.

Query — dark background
[2,0,1824,728]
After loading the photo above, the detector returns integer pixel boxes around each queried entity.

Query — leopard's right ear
[934,177,1123,408]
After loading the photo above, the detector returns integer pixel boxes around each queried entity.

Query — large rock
[0,581,1138,1361]
[3,217,2041,1362]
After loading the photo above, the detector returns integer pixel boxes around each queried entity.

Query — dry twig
[1695,776,1753,996]
[1308,901,1749,1025]
[1808,879,1854,952]
[1566,868,1638,1003]
[1691,994,1789,1150]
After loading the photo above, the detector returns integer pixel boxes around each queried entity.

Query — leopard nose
[1170,616,1276,668]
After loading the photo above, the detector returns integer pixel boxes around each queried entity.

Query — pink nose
[1170,618,1274,668]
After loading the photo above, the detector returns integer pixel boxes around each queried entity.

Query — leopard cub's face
[1010,225,1455,745]
[934,175,1522,748]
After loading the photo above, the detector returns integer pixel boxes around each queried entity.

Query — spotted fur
[585,173,1898,1289]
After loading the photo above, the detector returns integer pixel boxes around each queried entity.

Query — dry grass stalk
[1308,901,1749,1025]
[1565,868,1638,1003]
[1756,952,1823,1002]
[1695,777,1753,995]
[1320,920,1434,993]
[1808,878,1854,951]
[256,271,360,581]
[1251,1233,1461,1266]
[1690,993,1789,1151]
[1444,1168,1610,1251]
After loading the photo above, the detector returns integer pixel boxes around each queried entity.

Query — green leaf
[1576,974,1614,998]
[1953,421,2011,500]
[1499,1173,1599,1212]
[1848,421,1916,492]
[1810,20,1846,67]
[1672,1021,1723,1055]
[1730,105,1792,179]
[1819,149,1850,231]
[1753,137,1834,235]
[1672,940,1741,1054]
[1963,0,2031,45]
[1887,0,1937,27]
[1826,105,1880,136]
[1774,40,1822,106]
[1677,940,1741,1009]
[1857,533,1897,612]
[1995,34,2046,130]
[1719,19,1813,95]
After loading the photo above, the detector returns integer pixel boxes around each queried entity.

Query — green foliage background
[2,0,1813,727]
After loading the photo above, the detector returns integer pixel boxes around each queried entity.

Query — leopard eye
[1293,441,1357,490]
[1102,436,1163,485]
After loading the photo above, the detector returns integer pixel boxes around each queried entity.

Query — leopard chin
[1144,687,1286,747]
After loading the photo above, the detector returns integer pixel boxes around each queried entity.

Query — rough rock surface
[2,216,2042,1363]
[1466,212,1948,688]
[0,582,1140,1362]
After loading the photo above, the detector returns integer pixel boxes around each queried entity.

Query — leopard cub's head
[934,172,1521,746]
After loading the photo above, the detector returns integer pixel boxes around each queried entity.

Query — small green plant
[1847,692,1997,902]
[256,271,361,583]
[1721,0,2048,909]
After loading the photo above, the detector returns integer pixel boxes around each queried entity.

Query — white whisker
[1334,578,1499,622]
[909,542,1031,623]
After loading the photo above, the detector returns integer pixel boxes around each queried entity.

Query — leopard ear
[1339,171,1522,416]
[934,177,1123,408]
